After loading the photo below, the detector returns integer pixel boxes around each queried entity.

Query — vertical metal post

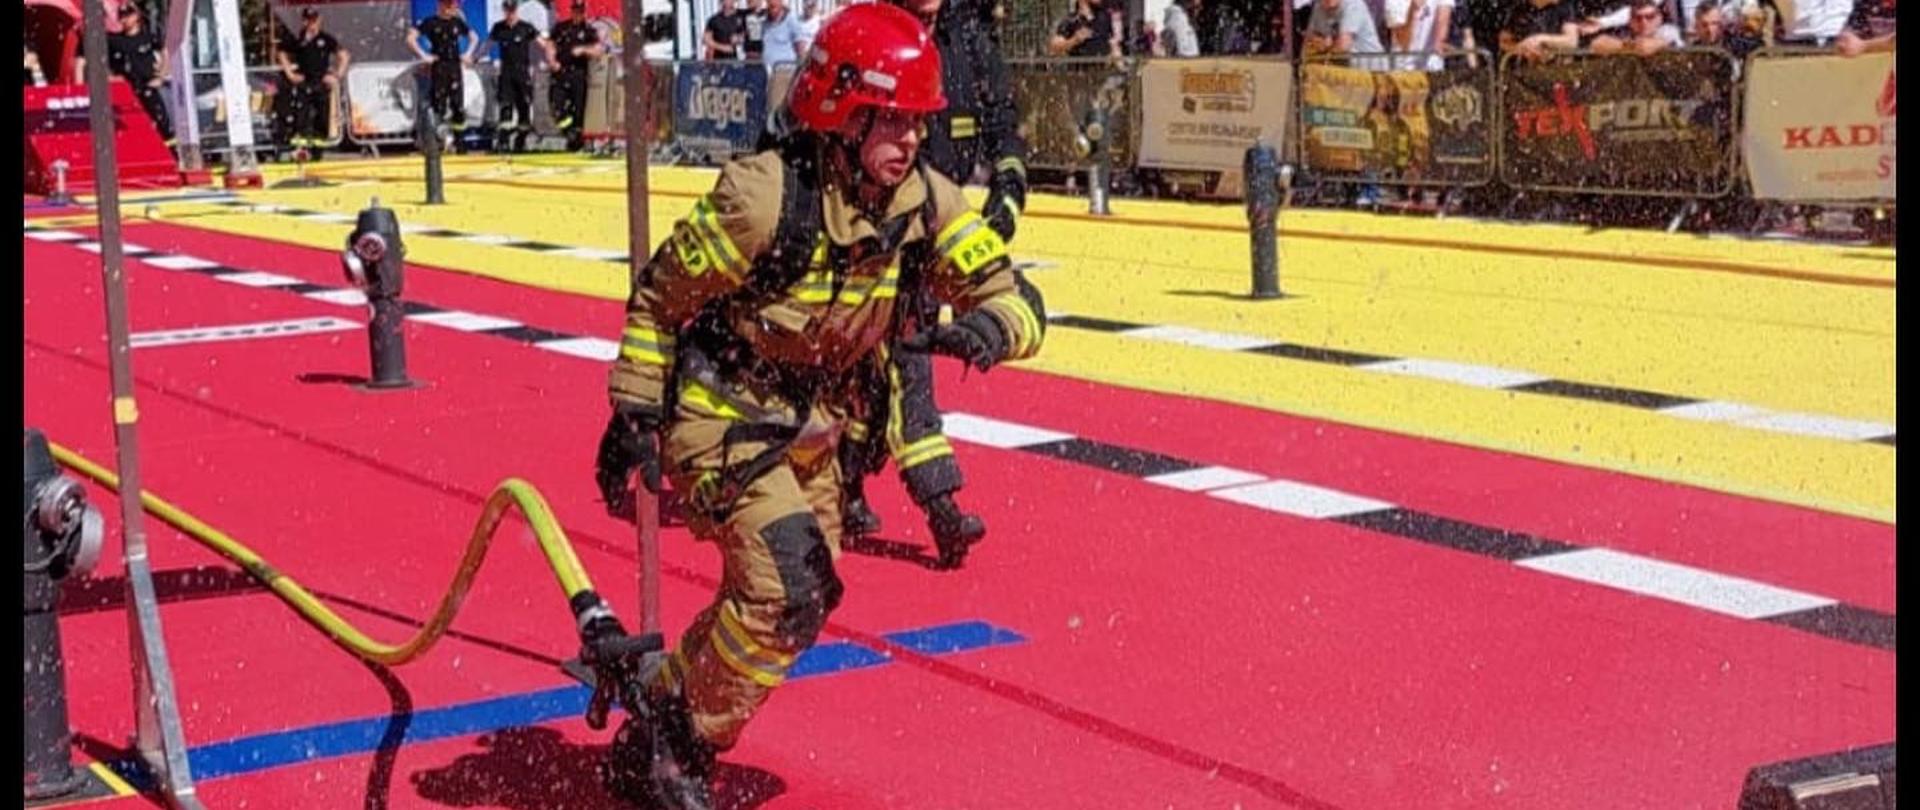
[80,1,205,805]
[621,0,659,636]
[49,160,74,206]
[1245,141,1281,299]
[417,69,447,205]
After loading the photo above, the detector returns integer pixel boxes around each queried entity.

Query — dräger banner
[1300,59,1492,184]
[1138,58,1292,172]
[1501,51,1735,195]
[1743,52,1895,202]
[345,62,490,141]
[673,61,768,161]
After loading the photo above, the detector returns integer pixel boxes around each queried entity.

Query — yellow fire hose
[49,440,606,668]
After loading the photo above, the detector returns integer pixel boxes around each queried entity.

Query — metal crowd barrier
[1737,46,1894,208]
[1296,49,1497,188]
[1007,56,1138,173]
[1497,47,1739,198]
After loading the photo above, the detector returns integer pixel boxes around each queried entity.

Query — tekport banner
[1501,50,1735,195]
[1299,56,1493,185]
[1742,51,1895,202]
[1138,58,1293,172]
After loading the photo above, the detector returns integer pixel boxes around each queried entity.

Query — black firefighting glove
[982,165,1027,242]
[595,403,663,519]
[898,310,1009,372]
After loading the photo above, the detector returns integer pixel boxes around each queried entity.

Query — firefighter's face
[897,0,942,20]
[851,107,924,187]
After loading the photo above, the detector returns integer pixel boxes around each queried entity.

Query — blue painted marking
[883,620,1028,655]
[105,620,1024,789]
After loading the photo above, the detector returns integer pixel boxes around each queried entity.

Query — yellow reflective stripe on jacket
[983,291,1043,359]
[685,195,747,280]
[935,212,1008,276]
[995,156,1027,179]
[680,379,746,420]
[950,115,978,139]
[709,607,789,687]
[620,326,675,366]
[789,263,901,305]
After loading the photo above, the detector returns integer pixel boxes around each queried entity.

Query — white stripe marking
[456,233,517,245]
[79,241,153,255]
[305,289,369,306]
[1737,412,1897,442]
[1144,466,1268,492]
[130,316,359,349]
[1360,358,1550,389]
[1659,400,1769,423]
[1516,548,1836,620]
[25,229,85,242]
[214,271,305,287]
[942,412,1075,449]
[533,337,621,361]
[547,246,629,261]
[1119,325,1280,352]
[142,255,225,270]
[1207,479,1397,519]
[407,311,523,332]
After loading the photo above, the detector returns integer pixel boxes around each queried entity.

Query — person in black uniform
[489,0,553,152]
[94,4,173,146]
[410,0,480,142]
[548,0,604,150]
[274,8,349,158]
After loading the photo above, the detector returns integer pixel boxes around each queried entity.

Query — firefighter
[591,5,1045,806]
[274,8,350,158]
[409,0,480,145]
[834,0,1032,568]
[80,3,173,146]
[489,0,554,152]
[548,0,603,151]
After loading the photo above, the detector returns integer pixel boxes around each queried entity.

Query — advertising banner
[1137,58,1293,172]
[673,61,768,160]
[1299,56,1492,185]
[1501,50,1735,195]
[344,62,490,141]
[1742,51,1895,201]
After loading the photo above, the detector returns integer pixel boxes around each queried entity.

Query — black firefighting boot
[840,442,882,537]
[602,689,715,810]
[924,493,986,570]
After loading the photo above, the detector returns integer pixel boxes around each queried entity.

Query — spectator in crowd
[1386,0,1456,69]
[1305,0,1388,69]
[25,39,45,86]
[1689,0,1727,41]
[1589,0,1683,52]
[795,0,825,45]
[1049,0,1123,57]
[1443,0,1482,65]
[1160,0,1203,54]
[1498,0,1580,61]
[759,0,808,64]
[704,0,746,59]
[743,0,769,60]
[1772,0,1853,45]
[1837,0,1894,53]
[548,0,602,149]
[272,8,348,157]
[75,4,174,146]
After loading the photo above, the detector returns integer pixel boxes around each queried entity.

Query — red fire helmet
[784,2,946,134]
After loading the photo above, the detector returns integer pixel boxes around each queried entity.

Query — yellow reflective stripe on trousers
[995,156,1027,179]
[680,380,746,420]
[709,603,792,687]
[894,434,953,470]
[620,326,675,366]
[935,212,1007,276]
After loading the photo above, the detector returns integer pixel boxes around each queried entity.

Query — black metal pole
[1245,141,1281,299]
[417,69,446,205]
[23,430,82,802]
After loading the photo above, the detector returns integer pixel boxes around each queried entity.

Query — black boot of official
[602,690,715,810]
[924,493,986,570]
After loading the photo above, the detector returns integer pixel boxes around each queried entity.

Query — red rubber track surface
[26,224,1894,810]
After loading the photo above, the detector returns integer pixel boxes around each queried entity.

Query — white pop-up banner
[1138,58,1293,172]
[1742,52,1895,202]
